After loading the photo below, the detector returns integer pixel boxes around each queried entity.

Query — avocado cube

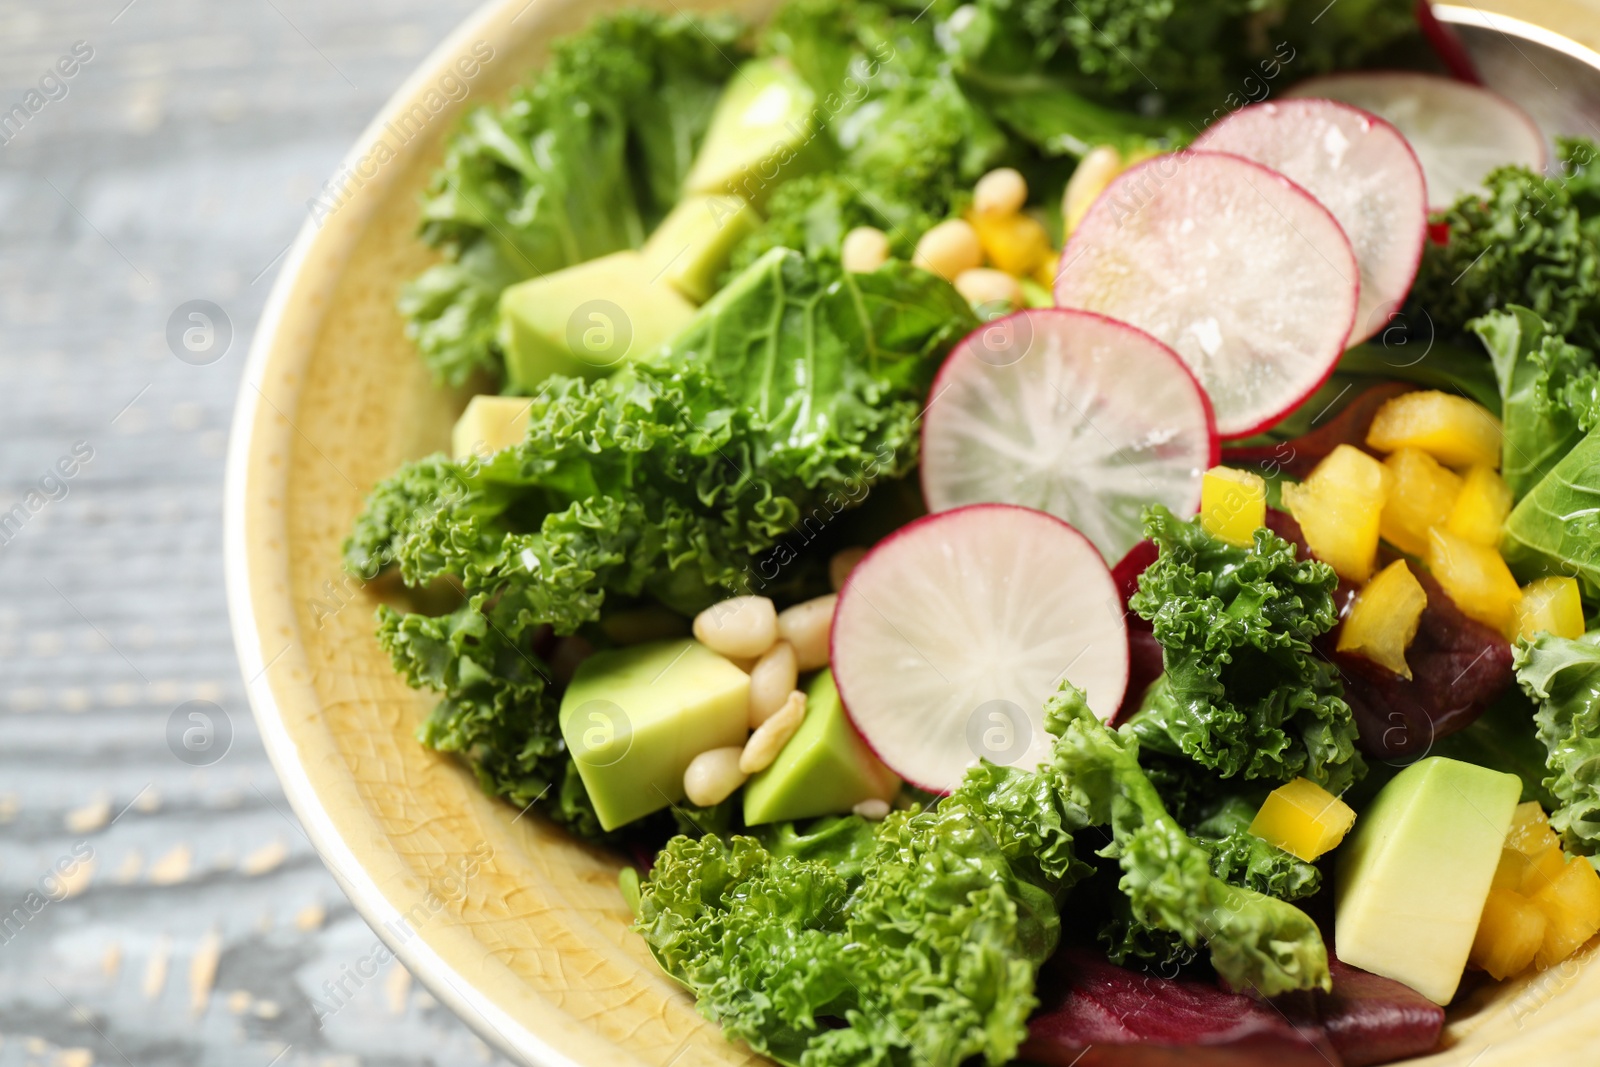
[682,58,825,207]
[496,251,695,393]
[744,670,899,826]
[451,394,533,461]
[560,639,749,832]
[642,194,762,304]
[1335,756,1521,1004]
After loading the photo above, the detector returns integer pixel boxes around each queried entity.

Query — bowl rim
[223,3,1600,1065]
[222,0,598,1062]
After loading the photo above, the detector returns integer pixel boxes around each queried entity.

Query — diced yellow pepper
[1528,853,1600,969]
[1516,577,1586,642]
[1471,886,1548,979]
[1447,465,1514,546]
[1280,444,1393,583]
[1200,466,1267,548]
[1249,777,1357,862]
[1493,846,1527,891]
[1508,801,1563,858]
[969,211,1053,277]
[1379,448,1463,556]
[1337,560,1429,678]
[1366,390,1503,469]
[1425,526,1523,635]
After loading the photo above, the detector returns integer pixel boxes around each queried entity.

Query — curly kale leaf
[731,0,1013,271]
[637,769,1086,1067]
[636,684,1329,1065]
[948,0,1415,117]
[1475,305,1600,498]
[1125,506,1362,796]
[403,11,743,384]
[1516,632,1600,855]
[1408,139,1600,353]
[1048,686,1331,996]
[348,252,974,834]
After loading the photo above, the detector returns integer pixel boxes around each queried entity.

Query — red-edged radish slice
[1284,72,1546,210]
[831,504,1128,794]
[920,309,1218,565]
[1053,150,1359,439]
[1193,99,1427,344]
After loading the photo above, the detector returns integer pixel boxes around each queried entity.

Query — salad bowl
[224,0,1600,1063]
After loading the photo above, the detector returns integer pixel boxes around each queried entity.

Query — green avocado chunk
[744,669,899,826]
[681,58,825,207]
[560,638,749,832]
[497,250,695,393]
[1335,756,1521,1004]
[642,193,762,304]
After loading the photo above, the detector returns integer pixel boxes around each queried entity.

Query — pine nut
[683,747,747,807]
[748,641,799,727]
[692,596,778,659]
[829,546,868,592]
[1063,145,1124,235]
[912,219,983,281]
[974,167,1028,216]
[954,268,1024,311]
[841,226,891,273]
[739,690,806,774]
[777,594,836,671]
[852,798,891,821]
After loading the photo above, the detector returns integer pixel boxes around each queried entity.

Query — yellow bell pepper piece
[1425,526,1523,635]
[1337,560,1429,678]
[1379,448,1463,557]
[968,211,1053,277]
[1249,777,1357,862]
[1470,886,1548,980]
[1446,465,1513,546]
[1200,466,1267,548]
[1516,576,1586,642]
[1281,444,1393,583]
[1366,390,1502,469]
[1528,853,1600,969]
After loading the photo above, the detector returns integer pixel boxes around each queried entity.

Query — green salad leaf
[635,684,1328,1067]
[347,251,975,834]
[1516,632,1600,855]
[1502,426,1600,598]
[403,11,744,385]
[1408,139,1600,352]
[1475,306,1600,498]
[1125,506,1363,797]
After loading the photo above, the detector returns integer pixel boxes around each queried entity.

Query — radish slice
[1193,99,1428,344]
[920,309,1219,564]
[831,504,1129,793]
[1285,72,1547,210]
[1053,150,1359,439]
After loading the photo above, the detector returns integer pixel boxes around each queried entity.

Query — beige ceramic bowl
[225,1,1600,1063]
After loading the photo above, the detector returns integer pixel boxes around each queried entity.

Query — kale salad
[344,1,1600,1063]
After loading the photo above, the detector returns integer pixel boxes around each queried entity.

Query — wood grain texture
[91,1,1600,1066]
[0,2,512,1064]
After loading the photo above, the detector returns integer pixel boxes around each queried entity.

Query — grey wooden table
[0,2,515,1064]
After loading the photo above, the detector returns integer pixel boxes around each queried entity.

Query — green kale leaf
[1047,686,1331,996]
[1475,305,1600,498]
[347,252,975,834]
[1408,139,1600,353]
[403,11,744,385]
[1515,631,1600,854]
[1502,426,1600,598]
[1125,506,1363,796]
[635,685,1327,1067]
